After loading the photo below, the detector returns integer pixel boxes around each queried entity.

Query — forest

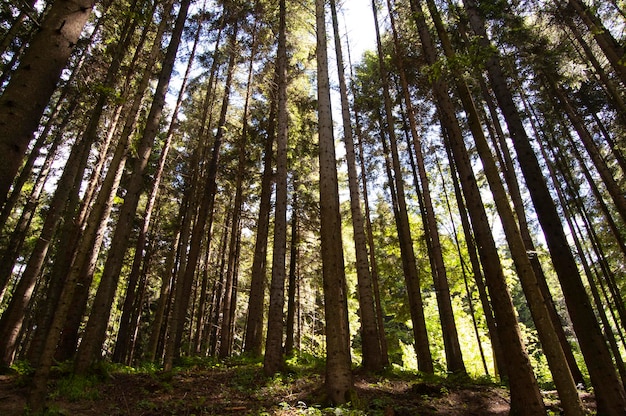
[0,0,625,414]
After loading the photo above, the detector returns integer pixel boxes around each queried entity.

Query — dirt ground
[0,365,597,415]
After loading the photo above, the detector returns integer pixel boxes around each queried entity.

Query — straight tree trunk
[372,0,433,374]
[388,0,466,374]
[316,0,354,404]
[330,0,383,372]
[0,3,144,366]
[219,18,259,358]
[114,9,203,364]
[243,88,276,356]
[350,61,389,367]
[284,190,299,356]
[264,0,289,375]
[408,1,545,412]
[421,1,583,411]
[547,76,626,224]
[163,20,238,372]
[441,145,506,379]
[74,0,190,374]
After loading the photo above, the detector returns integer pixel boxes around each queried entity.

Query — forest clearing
[1,0,626,414]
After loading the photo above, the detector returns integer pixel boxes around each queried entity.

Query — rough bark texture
[0,0,95,204]
[316,0,353,404]
[264,0,289,375]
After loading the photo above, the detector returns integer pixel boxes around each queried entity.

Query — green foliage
[9,360,33,376]
[50,375,101,402]
[285,351,326,373]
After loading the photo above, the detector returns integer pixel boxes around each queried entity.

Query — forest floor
[0,355,597,415]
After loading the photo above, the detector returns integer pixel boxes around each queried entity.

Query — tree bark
[316,0,354,404]
[264,0,289,375]
[0,0,95,205]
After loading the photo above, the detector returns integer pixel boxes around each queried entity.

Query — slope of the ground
[0,357,596,415]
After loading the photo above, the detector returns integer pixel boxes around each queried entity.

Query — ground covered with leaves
[0,355,596,415]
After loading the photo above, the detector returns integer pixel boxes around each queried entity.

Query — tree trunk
[264,0,289,375]
[330,0,383,372]
[316,0,354,404]
[0,0,95,205]
[163,19,238,372]
[113,6,202,365]
[284,190,299,356]
[372,0,433,374]
[243,86,276,356]
[73,0,189,374]
[389,0,466,375]
[408,1,545,412]
[420,1,583,411]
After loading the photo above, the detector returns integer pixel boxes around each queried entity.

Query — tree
[407,0,545,412]
[164,15,239,371]
[386,0,465,375]
[73,0,189,373]
[0,0,95,206]
[371,0,433,374]
[330,0,383,372]
[316,0,353,404]
[264,0,289,376]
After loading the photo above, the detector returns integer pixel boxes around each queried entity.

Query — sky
[336,0,378,65]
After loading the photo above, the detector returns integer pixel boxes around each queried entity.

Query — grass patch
[50,375,100,402]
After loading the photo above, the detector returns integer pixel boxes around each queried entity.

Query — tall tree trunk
[441,146,506,379]
[435,157,489,376]
[0,0,95,205]
[264,0,289,375]
[372,0,433,374]
[330,0,383,372]
[510,84,587,386]
[316,0,353,404]
[388,0,466,374]
[113,6,203,365]
[350,65,389,368]
[145,230,179,362]
[74,0,189,374]
[420,1,583,411]
[284,189,299,356]
[243,87,276,356]
[0,3,143,367]
[218,17,259,358]
[547,75,626,224]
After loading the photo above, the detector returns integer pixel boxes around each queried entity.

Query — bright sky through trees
[338,0,377,62]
